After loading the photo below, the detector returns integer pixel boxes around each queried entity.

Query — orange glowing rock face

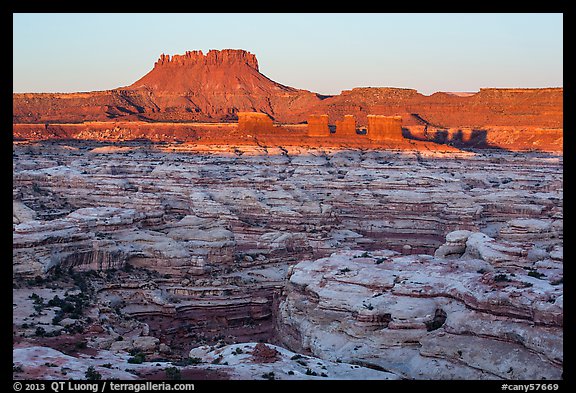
[307,115,330,137]
[237,112,274,133]
[11,49,563,153]
[335,115,357,137]
[367,115,403,142]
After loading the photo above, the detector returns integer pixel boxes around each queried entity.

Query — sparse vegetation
[528,270,546,279]
[551,278,563,286]
[34,326,46,336]
[494,273,511,282]
[424,309,447,332]
[75,340,88,349]
[173,357,203,366]
[261,371,275,380]
[85,366,102,380]
[127,352,146,364]
[165,366,181,380]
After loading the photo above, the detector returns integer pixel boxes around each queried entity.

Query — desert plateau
[13,48,563,381]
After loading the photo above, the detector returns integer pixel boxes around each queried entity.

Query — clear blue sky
[13,13,563,96]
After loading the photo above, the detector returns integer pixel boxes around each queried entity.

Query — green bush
[85,366,102,380]
[528,270,546,279]
[494,274,511,282]
[127,353,146,364]
[165,366,181,380]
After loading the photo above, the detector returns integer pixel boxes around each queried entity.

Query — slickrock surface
[12,341,397,380]
[14,141,562,276]
[278,233,563,379]
[187,342,400,379]
[13,140,562,380]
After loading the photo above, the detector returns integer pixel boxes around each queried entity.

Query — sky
[13,13,563,96]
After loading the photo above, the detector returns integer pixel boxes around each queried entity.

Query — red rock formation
[12,49,563,151]
[307,114,330,137]
[237,112,274,134]
[250,342,280,363]
[367,115,403,142]
[335,115,356,137]
[154,50,259,70]
[12,50,321,124]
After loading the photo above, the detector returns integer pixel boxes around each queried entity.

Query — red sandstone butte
[307,114,330,137]
[367,115,403,141]
[12,49,563,152]
[237,112,274,134]
[335,115,357,137]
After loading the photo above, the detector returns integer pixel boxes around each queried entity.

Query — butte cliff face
[12,49,321,124]
[13,49,563,129]
[312,87,563,128]
[125,49,320,122]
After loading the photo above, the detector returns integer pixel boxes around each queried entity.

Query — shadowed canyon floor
[13,140,562,380]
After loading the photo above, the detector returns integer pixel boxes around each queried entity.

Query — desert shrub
[494,273,511,282]
[34,326,46,336]
[127,353,146,364]
[85,366,102,380]
[528,270,546,279]
[165,366,181,380]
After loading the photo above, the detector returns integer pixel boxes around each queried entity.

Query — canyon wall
[14,141,562,279]
[13,141,563,378]
[277,236,563,379]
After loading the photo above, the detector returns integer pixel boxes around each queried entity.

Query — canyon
[13,49,563,380]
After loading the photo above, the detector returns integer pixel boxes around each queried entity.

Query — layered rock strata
[12,341,399,380]
[237,112,274,134]
[307,114,330,137]
[278,232,563,380]
[367,115,403,141]
[14,141,562,277]
[13,140,562,379]
[13,50,562,130]
[335,115,357,137]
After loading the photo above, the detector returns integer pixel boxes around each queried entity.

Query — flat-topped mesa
[307,114,330,137]
[367,115,403,142]
[154,49,259,71]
